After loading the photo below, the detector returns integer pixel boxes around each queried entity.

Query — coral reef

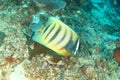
[0,0,120,80]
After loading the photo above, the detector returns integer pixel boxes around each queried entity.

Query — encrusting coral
[114,47,120,62]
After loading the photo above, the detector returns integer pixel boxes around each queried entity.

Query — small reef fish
[31,17,80,56]
[33,0,66,11]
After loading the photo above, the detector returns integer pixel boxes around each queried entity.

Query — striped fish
[32,17,80,56]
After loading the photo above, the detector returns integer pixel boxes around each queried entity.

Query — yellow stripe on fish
[32,17,80,56]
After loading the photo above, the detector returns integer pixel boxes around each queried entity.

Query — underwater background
[0,0,120,80]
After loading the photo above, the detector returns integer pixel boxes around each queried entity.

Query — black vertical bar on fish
[48,26,61,43]
[44,24,55,40]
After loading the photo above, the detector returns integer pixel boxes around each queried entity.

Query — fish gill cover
[33,0,66,11]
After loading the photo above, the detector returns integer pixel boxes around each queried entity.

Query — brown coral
[114,47,120,62]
